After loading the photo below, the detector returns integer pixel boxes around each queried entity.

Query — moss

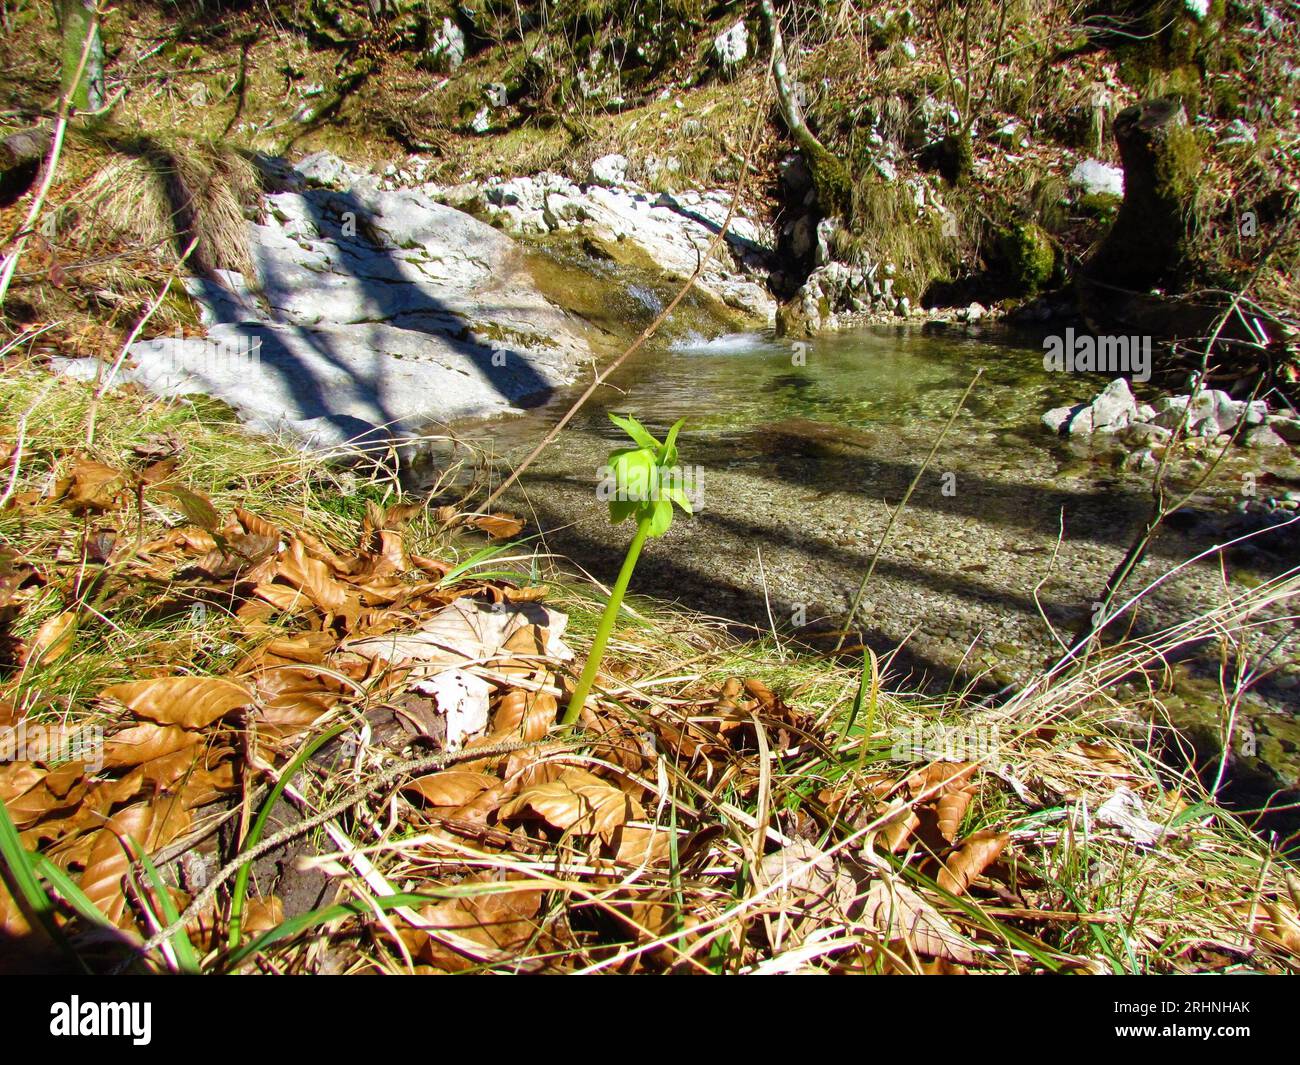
[1078,191,1122,218]
[1153,119,1202,206]
[801,139,853,219]
[999,220,1057,294]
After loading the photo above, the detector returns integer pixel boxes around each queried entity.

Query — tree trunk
[53,0,104,112]
[757,0,851,217]
[1084,97,1201,292]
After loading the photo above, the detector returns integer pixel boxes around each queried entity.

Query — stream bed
[446,323,1300,792]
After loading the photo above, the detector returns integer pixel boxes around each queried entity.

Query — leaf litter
[0,423,1297,975]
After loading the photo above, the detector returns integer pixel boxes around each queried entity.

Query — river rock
[440,171,775,321]
[713,21,748,69]
[589,153,629,188]
[1267,415,1300,443]
[102,155,594,450]
[1042,378,1137,437]
[428,18,465,74]
[1068,159,1124,199]
[1246,425,1288,449]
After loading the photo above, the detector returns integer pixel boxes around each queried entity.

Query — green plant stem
[561,518,652,726]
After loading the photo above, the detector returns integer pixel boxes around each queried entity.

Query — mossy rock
[999,221,1057,294]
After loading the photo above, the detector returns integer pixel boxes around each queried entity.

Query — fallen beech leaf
[403,770,499,807]
[743,678,776,709]
[937,831,1008,896]
[491,690,556,742]
[234,507,281,542]
[28,611,76,664]
[755,840,858,922]
[936,784,975,843]
[269,539,349,612]
[100,676,253,729]
[615,824,672,867]
[55,459,129,513]
[102,723,203,769]
[880,803,921,853]
[861,879,979,964]
[411,878,543,970]
[158,485,220,531]
[346,598,573,673]
[243,896,285,934]
[79,801,191,928]
[501,768,642,843]
[469,512,524,539]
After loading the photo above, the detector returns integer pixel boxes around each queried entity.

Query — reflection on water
[461,324,1097,455]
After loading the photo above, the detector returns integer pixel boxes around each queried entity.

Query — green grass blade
[228,719,351,948]
[136,845,202,975]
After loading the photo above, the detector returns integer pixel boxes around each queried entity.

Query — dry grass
[1,357,1297,975]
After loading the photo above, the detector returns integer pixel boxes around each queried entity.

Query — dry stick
[478,54,774,514]
[123,737,568,970]
[0,5,100,308]
[834,369,983,653]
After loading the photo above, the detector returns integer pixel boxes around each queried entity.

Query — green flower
[605,412,693,538]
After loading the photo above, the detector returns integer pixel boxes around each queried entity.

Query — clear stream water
[447,323,1299,786]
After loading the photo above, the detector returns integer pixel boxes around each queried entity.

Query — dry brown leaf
[937,831,1008,896]
[79,801,191,929]
[500,768,643,844]
[880,803,921,853]
[410,879,543,970]
[102,723,203,769]
[861,878,979,964]
[346,599,573,674]
[469,512,524,539]
[615,824,673,867]
[234,507,281,542]
[267,538,348,611]
[403,770,499,807]
[491,689,556,742]
[100,676,253,729]
[243,896,285,934]
[54,459,129,513]
[27,611,76,665]
[936,784,975,843]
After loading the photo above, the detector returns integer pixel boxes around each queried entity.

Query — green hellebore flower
[605,412,692,538]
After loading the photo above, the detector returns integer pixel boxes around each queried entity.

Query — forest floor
[1,3,1299,974]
